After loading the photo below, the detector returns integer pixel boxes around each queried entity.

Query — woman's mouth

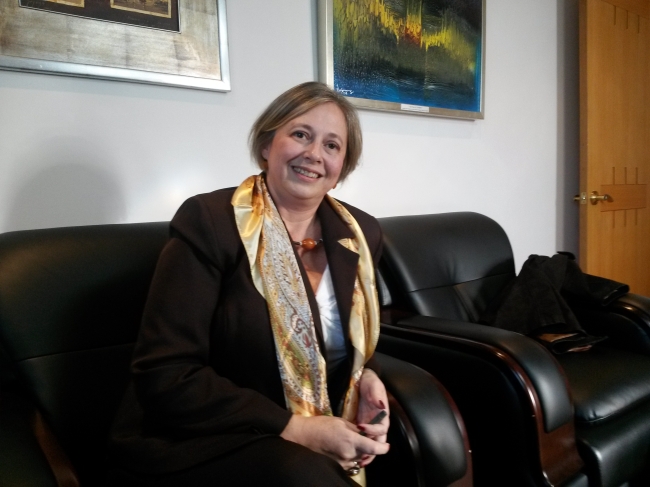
[292,166,321,179]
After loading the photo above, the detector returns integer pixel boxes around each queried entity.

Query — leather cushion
[0,223,169,483]
[410,274,515,322]
[17,344,134,483]
[575,398,650,487]
[0,222,168,360]
[379,212,516,322]
[379,212,515,292]
[558,347,650,424]
[0,392,58,487]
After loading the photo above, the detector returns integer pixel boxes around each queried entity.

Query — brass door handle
[590,191,611,205]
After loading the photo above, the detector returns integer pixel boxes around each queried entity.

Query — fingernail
[362,455,370,461]
[379,400,386,410]
[358,425,366,431]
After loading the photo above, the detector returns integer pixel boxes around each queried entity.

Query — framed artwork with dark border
[0,0,230,92]
[318,0,485,119]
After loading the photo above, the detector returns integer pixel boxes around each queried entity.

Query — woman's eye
[293,131,306,139]
[326,143,340,151]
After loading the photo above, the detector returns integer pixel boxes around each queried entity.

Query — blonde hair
[249,82,362,183]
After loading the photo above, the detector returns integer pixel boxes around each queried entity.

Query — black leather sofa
[0,222,472,487]
[376,212,650,487]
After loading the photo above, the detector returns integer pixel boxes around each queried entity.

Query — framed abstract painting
[318,0,485,119]
[0,0,230,92]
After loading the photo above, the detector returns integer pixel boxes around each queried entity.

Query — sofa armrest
[394,315,573,432]
[378,316,583,486]
[374,353,471,487]
[572,293,650,355]
[0,392,58,487]
[614,292,650,322]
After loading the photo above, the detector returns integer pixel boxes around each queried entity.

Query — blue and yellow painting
[333,0,483,113]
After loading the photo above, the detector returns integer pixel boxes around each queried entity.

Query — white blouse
[315,264,347,373]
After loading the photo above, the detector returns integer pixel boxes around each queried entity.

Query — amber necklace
[292,238,323,251]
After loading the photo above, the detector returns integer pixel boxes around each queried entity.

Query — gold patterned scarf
[231,174,380,421]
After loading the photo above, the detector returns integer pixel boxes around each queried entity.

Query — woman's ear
[261,145,269,161]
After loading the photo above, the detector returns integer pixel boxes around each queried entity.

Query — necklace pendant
[292,238,323,251]
[301,238,318,251]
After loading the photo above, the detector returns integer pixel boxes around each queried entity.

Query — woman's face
[262,102,347,211]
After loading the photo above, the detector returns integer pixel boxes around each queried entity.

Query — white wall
[0,0,579,269]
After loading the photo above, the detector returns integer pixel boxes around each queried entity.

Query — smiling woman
[250,82,363,184]
[262,103,346,213]
[105,82,390,487]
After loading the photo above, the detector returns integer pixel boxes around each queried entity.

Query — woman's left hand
[356,368,390,468]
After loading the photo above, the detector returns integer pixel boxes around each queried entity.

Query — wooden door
[579,0,650,295]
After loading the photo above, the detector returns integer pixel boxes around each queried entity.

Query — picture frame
[0,0,230,92]
[318,0,485,119]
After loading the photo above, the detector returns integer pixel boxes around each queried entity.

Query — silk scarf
[231,174,380,421]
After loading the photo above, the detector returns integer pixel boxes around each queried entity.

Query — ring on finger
[347,461,361,476]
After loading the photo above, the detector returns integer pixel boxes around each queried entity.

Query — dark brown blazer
[108,187,382,474]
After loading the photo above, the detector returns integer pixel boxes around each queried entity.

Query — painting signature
[337,88,354,96]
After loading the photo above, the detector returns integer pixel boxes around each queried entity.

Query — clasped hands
[280,369,390,471]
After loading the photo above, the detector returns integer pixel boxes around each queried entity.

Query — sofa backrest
[378,212,516,322]
[0,222,169,484]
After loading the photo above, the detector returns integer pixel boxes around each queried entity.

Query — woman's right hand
[280,414,390,470]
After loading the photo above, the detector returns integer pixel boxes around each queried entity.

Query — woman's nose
[306,142,323,162]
